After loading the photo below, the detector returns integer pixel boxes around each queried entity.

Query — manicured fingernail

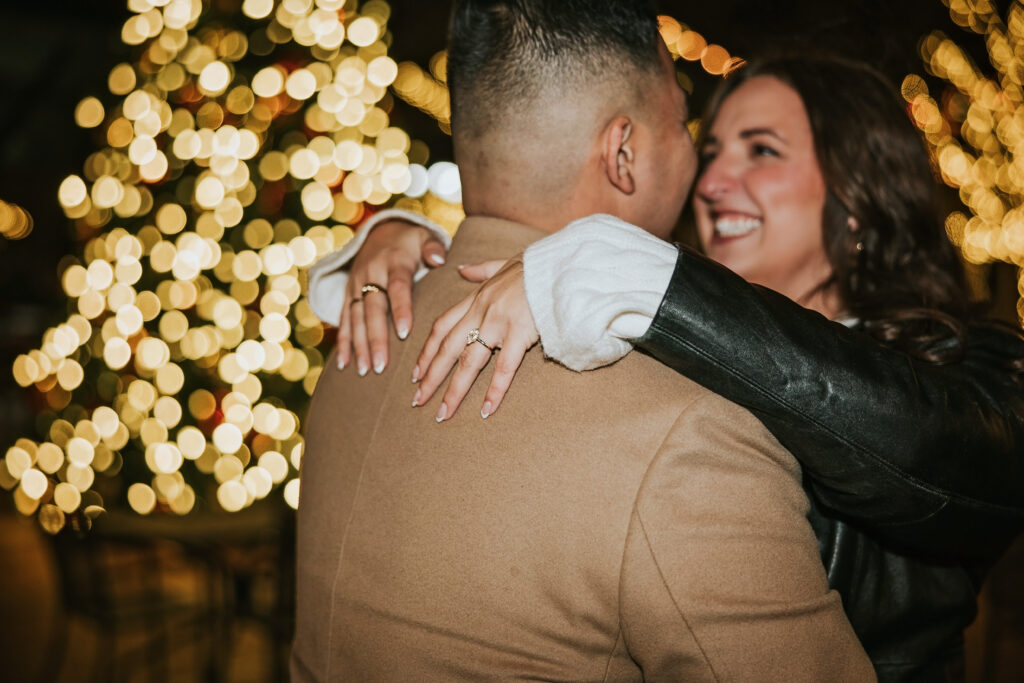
[481,401,492,419]
[456,264,466,269]
[411,364,420,383]
[373,355,385,374]
[337,356,346,371]
[412,388,421,407]
[357,359,368,377]
[435,402,447,423]
[428,253,446,265]
[397,322,409,340]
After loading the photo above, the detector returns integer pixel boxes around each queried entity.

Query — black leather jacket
[637,247,1024,682]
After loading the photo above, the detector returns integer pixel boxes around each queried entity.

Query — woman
[309,55,1024,679]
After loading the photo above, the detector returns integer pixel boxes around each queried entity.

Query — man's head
[447,0,696,238]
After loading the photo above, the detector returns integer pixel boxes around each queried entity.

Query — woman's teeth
[714,216,762,237]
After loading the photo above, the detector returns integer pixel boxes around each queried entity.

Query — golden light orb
[284,478,300,509]
[127,483,157,514]
[243,466,273,499]
[188,389,217,421]
[67,437,95,467]
[153,443,184,474]
[367,56,398,87]
[177,426,207,460]
[259,312,291,343]
[300,182,334,220]
[347,16,380,47]
[258,451,289,483]
[5,447,32,480]
[289,148,321,179]
[212,423,244,454]
[92,176,125,209]
[286,68,318,100]
[75,97,106,129]
[155,362,185,395]
[20,469,49,501]
[195,176,227,209]
[54,482,82,514]
[217,480,248,512]
[168,484,196,515]
[36,443,64,475]
[103,337,132,370]
[242,0,274,19]
[198,61,231,95]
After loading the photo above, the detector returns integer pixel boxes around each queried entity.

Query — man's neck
[462,187,606,236]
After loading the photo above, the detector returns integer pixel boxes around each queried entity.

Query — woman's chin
[705,231,760,272]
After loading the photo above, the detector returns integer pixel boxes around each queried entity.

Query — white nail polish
[428,253,446,266]
[435,402,447,423]
[481,401,492,419]
[397,323,409,340]
[337,357,346,371]
[357,361,368,377]
[373,357,385,374]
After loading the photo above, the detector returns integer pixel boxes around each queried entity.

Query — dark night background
[0,0,1014,427]
[0,2,1023,681]
[0,1,1016,451]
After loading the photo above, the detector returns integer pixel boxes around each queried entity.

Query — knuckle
[495,358,516,375]
[456,350,477,370]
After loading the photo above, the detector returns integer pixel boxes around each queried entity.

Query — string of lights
[904,0,1024,321]
[0,199,34,240]
[0,0,775,534]
[2,0,466,533]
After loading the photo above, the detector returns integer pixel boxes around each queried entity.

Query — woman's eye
[752,143,779,158]
[699,148,718,163]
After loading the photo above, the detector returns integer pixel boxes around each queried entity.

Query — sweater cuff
[523,213,677,371]
[306,208,452,325]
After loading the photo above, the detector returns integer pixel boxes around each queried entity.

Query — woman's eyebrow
[739,127,787,143]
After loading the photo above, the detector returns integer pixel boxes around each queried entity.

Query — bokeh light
[10,3,730,531]
[908,1,1024,322]
[7,0,455,530]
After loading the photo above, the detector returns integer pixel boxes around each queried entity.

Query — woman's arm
[641,245,1024,559]
[416,214,1024,559]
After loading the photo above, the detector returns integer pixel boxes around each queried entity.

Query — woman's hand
[411,257,540,421]
[337,220,448,375]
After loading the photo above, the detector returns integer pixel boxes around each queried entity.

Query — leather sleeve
[620,393,874,682]
[636,246,1024,560]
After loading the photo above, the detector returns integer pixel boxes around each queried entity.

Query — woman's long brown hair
[701,54,1004,366]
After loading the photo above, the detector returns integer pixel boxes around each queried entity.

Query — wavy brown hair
[702,54,973,363]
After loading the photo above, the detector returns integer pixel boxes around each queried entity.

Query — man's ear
[603,116,635,195]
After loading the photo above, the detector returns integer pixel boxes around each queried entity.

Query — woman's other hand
[411,258,539,421]
[337,220,448,375]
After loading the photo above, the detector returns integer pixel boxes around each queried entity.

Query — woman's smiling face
[694,76,834,308]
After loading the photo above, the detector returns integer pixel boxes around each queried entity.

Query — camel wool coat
[291,217,873,682]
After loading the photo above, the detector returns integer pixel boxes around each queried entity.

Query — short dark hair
[447,0,661,137]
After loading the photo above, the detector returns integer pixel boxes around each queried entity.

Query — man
[292,1,872,680]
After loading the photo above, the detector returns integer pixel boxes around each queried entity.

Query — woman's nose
[696,156,738,201]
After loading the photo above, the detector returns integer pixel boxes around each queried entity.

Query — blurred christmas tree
[2,0,456,532]
[903,0,1024,322]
